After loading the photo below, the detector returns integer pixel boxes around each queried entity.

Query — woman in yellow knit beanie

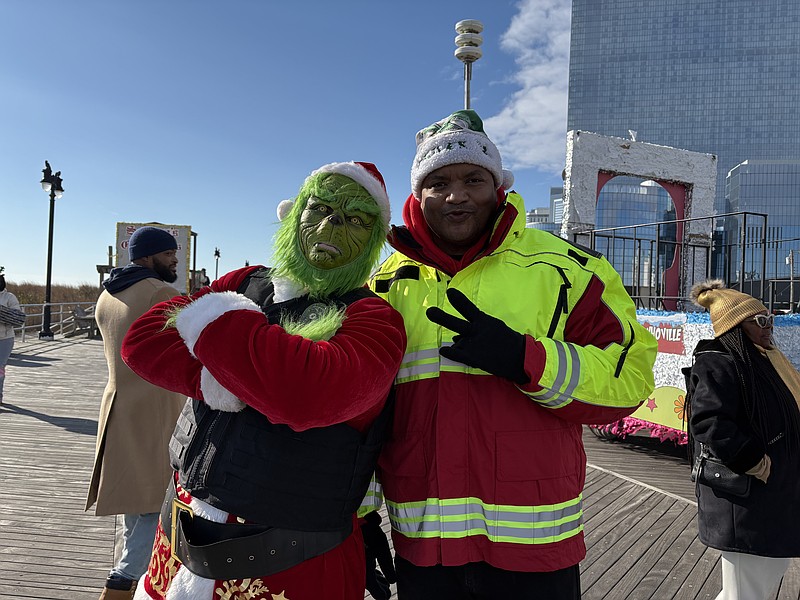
[687,279,800,599]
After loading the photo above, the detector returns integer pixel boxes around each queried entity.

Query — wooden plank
[637,508,703,599]
[1,338,114,599]
[583,428,695,502]
[778,561,800,599]
[588,501,695,599]
[582,485,657,570]
[582,494,676,595]
[669,541,720,599]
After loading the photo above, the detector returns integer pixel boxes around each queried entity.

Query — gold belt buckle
[170,496,194,562]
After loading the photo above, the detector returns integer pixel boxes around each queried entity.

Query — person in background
[687,280,800,600]
[368,109,658,599]
[87,226,186,600]
[0,268,24,405]
[121,162,406,600]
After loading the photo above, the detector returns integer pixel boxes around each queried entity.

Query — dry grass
[7,281,101,306]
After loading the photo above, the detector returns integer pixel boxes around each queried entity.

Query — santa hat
[410,109,514,200]
[277,161,391,227]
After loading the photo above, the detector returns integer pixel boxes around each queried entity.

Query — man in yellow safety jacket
[368,109,658,599]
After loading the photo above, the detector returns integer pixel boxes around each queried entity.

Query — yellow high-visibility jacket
[369,192,657,573]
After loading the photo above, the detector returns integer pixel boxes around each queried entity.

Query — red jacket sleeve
[121,266,261,399]
[123,266,407,432]
[186,294,406,431]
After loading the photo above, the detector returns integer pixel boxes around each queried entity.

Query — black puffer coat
[688,337,800,557]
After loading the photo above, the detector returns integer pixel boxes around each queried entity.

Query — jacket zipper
[546,267,571,338]
[614,324,635,378]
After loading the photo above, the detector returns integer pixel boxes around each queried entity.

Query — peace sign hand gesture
[426,288,529,385]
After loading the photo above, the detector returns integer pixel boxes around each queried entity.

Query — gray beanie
[128,226,178,261]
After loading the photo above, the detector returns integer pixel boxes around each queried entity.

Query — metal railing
[571,210,800,311]
[15,302,97,341]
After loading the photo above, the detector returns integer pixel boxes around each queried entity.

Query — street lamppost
[214,247,221,280]
[39,160,64,340]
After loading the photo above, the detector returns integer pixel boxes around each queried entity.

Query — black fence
[571,211,800,313]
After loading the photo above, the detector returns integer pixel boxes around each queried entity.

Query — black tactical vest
[169,268,393,530]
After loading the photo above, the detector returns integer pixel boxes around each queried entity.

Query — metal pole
[760,215,767,302]
[455,20,483,111]
[769,280,774,314]
[655,224,661,299]
[39,189,56,339]
[191,231,198,290]
[739,213,747,291]
[790,251,795,312]
[464,63,471,109]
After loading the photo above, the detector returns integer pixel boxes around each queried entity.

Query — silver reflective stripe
[397,342,477,380]
[532,342,581,409]
[387,496,584,544]
[358,475,384,516]
[561,343,581,399]
[397,347,441,380]
[397,362,440,380]
[403,348,441,363]
[534,343,568,402]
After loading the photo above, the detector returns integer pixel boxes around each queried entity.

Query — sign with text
[638,314,686,355]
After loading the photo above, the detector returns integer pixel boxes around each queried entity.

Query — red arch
[597,172,687,310]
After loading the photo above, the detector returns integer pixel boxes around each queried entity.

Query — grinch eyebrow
[342,196,380,215]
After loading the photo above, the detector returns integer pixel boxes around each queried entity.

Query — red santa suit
[122,265,406,600]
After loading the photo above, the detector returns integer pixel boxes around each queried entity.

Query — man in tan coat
[87,226,186,599]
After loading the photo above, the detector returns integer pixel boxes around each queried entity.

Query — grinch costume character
[121,162,406,600]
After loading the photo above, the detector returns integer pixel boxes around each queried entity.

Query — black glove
[361,511,396,600]
[426,287,529,385]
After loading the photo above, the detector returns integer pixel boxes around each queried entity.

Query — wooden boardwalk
[1,336,799,599]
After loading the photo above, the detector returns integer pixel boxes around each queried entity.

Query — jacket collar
[103,263,163,295]
[388,190,526,276]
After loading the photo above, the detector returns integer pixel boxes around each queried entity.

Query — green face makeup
[298,175,377,269]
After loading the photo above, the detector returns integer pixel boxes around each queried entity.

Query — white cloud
[484,0,571,174]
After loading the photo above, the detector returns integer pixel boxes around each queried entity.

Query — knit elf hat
[276,161,391,227]
[410,109,514,200]
[690,279,768,337]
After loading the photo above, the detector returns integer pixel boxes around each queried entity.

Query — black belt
[160,479,352,580]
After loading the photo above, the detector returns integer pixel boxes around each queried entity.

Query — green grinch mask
[273,172,387,299]
[299,175,378,269]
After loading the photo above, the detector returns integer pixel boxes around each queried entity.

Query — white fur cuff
[175,291,262,356]
[200,367,246,412]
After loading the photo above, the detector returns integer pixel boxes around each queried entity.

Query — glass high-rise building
[724,160,800,281]
[568,0,800,286]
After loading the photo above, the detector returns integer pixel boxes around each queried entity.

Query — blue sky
[1,0,570,286]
